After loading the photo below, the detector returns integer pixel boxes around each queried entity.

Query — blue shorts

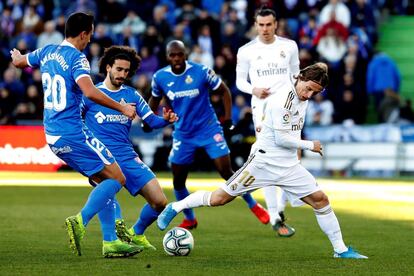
[169,131,230,165]
[117,156,156,196]
[47,131,115,177]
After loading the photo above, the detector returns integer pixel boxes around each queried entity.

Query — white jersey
[236,35,300,126]
[253,83,308,167]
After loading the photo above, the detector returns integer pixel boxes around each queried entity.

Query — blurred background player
[236,7,299,237]
[148,40,269,229]
[157,63,368,259]
[10,12,140,257]
[81,46,177,251]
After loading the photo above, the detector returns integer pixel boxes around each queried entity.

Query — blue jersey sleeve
[202,66,222,91]
[72,53,91,82]
[133,89,169,129]
[27,48,43,67]
[151,72,163,97]
[144,113,169,129]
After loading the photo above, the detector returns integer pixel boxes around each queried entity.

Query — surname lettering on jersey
[40,52,69,71]
[256,67,288,77]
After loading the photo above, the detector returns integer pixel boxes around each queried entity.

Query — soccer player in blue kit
[81,45,177,250]
[10,12,141,257]
[148,40,270,229]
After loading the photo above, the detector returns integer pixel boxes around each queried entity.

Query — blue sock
[98,200,118,241]
[80,179,122,226]
[174,188,195,220]
[132,203,160,235]
[112,198,123,220]
[242,193,257,209]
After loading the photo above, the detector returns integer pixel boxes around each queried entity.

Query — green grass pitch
[0,172,413,275]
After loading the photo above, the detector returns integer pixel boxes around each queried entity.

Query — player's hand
[252,87,271,99]
[121,103,136,120]
[162,107,178,123]
[9,48,23,66]
[311,140,323,156]
[141,121,152,133]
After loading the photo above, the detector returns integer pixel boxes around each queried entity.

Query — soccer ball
[162,227,194,256]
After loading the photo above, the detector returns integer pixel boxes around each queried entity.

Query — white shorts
[221,151,320,207]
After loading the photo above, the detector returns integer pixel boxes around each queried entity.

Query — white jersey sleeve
[235,44,253,94]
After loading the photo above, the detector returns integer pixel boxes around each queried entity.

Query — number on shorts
[42,72,67,111]
[238,171,255,187]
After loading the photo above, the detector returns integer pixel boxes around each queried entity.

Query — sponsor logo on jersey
[94,111,129,124]
[166,89,200,101]
[50,145,73,154]
[213,133,224,142]
[94,112,106,124]
[291,117,304,131]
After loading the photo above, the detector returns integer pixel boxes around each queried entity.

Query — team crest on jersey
[280,51,286,58]
[105,148,113,158]
[185,75,193,84]
[213,133,224,142]
[282,113,290,125]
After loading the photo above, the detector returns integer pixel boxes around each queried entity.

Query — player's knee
[151,196,168,212]
[114,174,126,186]
[313,192,330,209]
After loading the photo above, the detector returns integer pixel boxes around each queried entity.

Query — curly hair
[298,62,329,88]
[99,46,141,78]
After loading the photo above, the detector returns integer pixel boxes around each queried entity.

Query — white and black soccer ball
[162,227,194,256]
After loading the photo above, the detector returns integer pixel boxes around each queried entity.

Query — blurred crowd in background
[0,0,412,130]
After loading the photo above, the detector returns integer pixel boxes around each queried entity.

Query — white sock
[263,186,281,225]
[277,189,288,213]
[172,191,212,213]
[314,204,348,253]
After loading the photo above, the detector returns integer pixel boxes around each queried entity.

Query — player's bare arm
[78,76,136,119]
[214,82,232,121]
[148,95,162,113]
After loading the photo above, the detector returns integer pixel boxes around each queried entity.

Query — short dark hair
[254,7,277,21]
[65,12,94,38]
[298,62,329,88]
[99,46,141,78]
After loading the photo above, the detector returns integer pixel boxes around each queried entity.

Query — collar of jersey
[97,82,123,92]
[61,40,77,49]
[165,61,193,76]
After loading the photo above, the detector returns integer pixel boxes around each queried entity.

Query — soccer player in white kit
[235,7,299,236]
[157,63,368,259]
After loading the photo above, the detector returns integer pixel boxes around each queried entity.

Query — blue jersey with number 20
[27,40,91,136]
